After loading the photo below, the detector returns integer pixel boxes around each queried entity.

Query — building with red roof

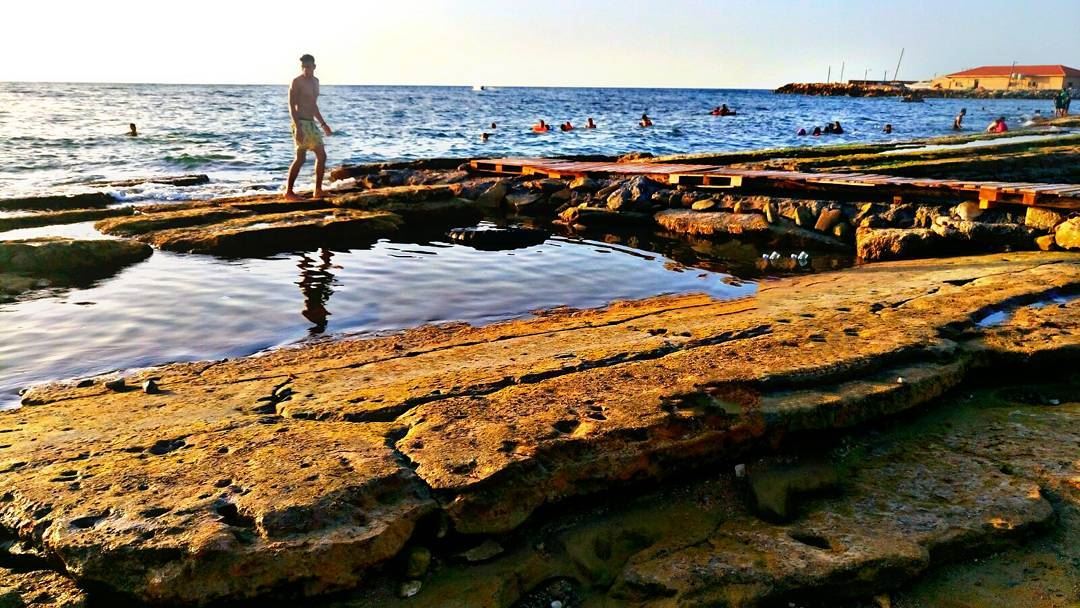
[930,65,1080,91]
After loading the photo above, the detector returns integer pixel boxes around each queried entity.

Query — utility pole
[840,61,845,83]
[827,65,831,84]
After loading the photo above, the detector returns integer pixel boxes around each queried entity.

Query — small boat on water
[472,85,487,92]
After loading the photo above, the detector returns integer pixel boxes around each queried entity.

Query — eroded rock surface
[2,252,1079,604]
[0,567,86,607]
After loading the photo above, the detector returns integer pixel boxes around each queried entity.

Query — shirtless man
[285,54,333,201]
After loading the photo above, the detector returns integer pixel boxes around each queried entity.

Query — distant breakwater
[775,82,1065,99]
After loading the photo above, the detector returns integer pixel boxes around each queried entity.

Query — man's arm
[313,79,332,135]
[288,81,301,124]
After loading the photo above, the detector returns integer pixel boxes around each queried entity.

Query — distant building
[930,65,1080,91]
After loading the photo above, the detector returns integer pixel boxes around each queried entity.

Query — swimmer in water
[585,117,597,129]
[883,123,893,134]
[490,122,497,129]
[532,119,550,133]
[480,132,490,142]
[639,113,652,127]
[560,121,574,132]
[953,108,966,131]
[128,123,137,136]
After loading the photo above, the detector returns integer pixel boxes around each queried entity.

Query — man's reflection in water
[296,248,337,334]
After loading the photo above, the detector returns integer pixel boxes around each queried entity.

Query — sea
[0,84,1059,407]
[0,83,1059,201]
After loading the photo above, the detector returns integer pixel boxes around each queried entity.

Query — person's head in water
[490,122,497,129]
[480,132,490,142]
[812,126,822,136]
[128,123,137,136]
[586,117,596,128]
[959,108,967,116]
[883,123,893,134]
[300,54,316,77]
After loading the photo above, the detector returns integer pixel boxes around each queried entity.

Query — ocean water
[0,83,1057,202]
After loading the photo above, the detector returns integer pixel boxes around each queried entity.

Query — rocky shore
[1,128,1078,606]
[775,82,1071,99]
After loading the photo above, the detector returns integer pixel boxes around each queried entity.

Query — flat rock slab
[0,238,152,301]
[329,383,1079,608]
[0,567,86,607]
[3,252,1079,604]
[90,174,210,188]
[111,208,402,256]
[95,186,481,256]
[0,208,133,233]
[0,193,115,213]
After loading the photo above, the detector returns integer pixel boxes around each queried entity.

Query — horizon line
[0,80,778,91]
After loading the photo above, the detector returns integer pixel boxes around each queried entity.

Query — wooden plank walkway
[468,158,1080,211]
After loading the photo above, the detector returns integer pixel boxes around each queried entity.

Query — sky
[3,0,1079,88]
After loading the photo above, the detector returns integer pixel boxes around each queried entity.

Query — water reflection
[296,248,337,334]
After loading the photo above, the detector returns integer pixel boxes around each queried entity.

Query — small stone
[764,200,779,223]
[104,378,126,391]
[874,594,892,608]
[691,199,716,211]
[461,539,504,562]
[1025,207,1064,231]
[1047,399,1060,406]
[832,221,853,242]
[142,379,161,395]
[1054,217,1080,250]
[404,546,432,578]
[897,377,905,384]
[569,176,599,192]
[550,188,572,203]
[735,463,746,478]
[399,580,422,598]
[794,206,816,228]
[954,201,984,221]
[814,208,843,233]
[75,379,94,388]
[1035,234,1056,251]
[551,601,564,608]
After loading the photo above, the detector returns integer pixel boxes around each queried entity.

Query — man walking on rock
[285,54,333,201]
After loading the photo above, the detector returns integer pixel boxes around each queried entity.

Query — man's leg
[313,145,327,198]
[286,148,307,201]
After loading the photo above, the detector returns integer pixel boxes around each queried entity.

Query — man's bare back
[285,54,333,201]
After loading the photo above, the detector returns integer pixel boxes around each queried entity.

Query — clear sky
[4,0,1078,88]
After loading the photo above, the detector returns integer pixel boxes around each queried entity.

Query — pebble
[734,463,746,478]
[897,377,905,384]
[104,378,126,391]
[399,580,422,598]
[142,379,161,394]
[461,539,504,562]
[551,601,564,608]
